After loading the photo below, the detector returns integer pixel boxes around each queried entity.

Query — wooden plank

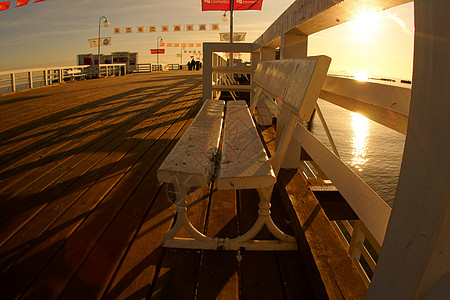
[0,94,166,205]
[263,183,315,300]
[277,169,368,299]
[211,85,252,92]
[0,73,202,195]
[253,56,331,121]
[239,189,285,299]
[60,160,207,299]
[101,189,175,300]
[149,186,211,300]
[196,188,239,300]
[16,98,201,299]
[0,87,202,299]
[259,124,356,299]
[0,86,201,248]
[0,72,199,159]
[212,67,252,74]
[217,101,276,190]
[157,99,225,187]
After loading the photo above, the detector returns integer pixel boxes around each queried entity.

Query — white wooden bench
[67,69,86,81]
[157,56,331,251]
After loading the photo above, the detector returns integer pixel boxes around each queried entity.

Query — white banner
[88,37,112,48]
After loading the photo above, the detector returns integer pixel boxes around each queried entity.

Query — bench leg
[226,186,297,251]
[164,184,218,250]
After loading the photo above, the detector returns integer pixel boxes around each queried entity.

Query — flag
[199,24,207,31]
[181,43,187,47]
[174,25,181,32]
[196,43,202,47]
[149,26,156,32]
[174,43,180,47]
[88,37,111,48]
[167,43,172,47]
[114,27,121,34]
[159,42,165,47]
[211,23,219,31]
[185,24,194,31]
[101,37,111,46]
[88,39,98,48]
[16,0,29,7]
[220,32,246,41]
[161,25,169,32]
[0,1,10,11]
[137,26,145,33]
[202,0,263,11]
[125,27,132,33]
[188,43,194,47]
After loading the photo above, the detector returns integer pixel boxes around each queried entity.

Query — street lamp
[222,11,228,21]
[156,36,163,64]
[98,16,110,77]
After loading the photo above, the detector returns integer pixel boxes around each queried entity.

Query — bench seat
[217,101,276,190]
[158,99,224,187]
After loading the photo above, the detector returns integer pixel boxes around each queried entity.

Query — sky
[0,0,414,79]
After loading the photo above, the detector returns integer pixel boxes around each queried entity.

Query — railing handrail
[0,65,91,76]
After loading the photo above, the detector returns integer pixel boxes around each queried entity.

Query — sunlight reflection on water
[310,99,406,206]
[350,112,369,171]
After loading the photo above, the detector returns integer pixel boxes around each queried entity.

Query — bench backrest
[252,55,331,122]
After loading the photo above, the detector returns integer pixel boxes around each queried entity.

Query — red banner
[151,49,165,54]
[202,0,263,11]
[16,0,29,7]
[0,1,10,11]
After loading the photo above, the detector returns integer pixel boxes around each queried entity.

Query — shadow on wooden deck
[0,70,364,299]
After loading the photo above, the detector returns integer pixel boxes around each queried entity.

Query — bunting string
[113,24,219,34]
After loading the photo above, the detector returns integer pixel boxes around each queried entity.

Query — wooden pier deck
[0,70,365,299]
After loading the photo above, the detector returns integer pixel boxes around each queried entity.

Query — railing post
[349,220,365,263]
[11,73,16,92]
[280,29,308,60]
[59,69,63,84]
[44,69,48,86]
[28,71,33,88]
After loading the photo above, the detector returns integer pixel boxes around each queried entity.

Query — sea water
[310,99,406,207]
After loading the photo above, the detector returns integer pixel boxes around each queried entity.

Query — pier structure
[0,0,449,299]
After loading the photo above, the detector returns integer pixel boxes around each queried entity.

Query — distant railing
[0,65,87,94]
[168,64,181,70]
[0,63,126,94]
[134,63,152,73]
[203,0,413,286]
[91,64,126,78]
[133,63,171,73]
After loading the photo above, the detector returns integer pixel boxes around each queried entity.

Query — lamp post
[98,16,110,77]
[180,47,184,68]
[156,36,163,65]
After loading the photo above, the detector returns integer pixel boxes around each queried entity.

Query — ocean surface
[310,99,406,206]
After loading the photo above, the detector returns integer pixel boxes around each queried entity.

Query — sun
[350,10,382,36]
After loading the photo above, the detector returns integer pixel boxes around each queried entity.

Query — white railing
[0,63,126,94]
[202,0,417,288]
[133,63,169,72]
[0,65,88,94]
[91,63,127,77]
